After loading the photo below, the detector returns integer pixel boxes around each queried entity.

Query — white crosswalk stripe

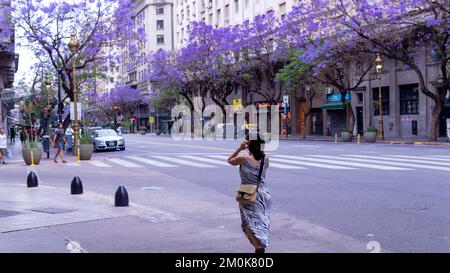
[383,155,450,163]
[430,155,450,159]
[126,156,177,167]
[88,161,111,167]
[107,158,143,168]
[343,155,450,167]
[270,157,356,170]
[276,155,411,170]
[152,155,216,168]
[314,155,450,172]
[178,155,230,166]
[205,154,306,169]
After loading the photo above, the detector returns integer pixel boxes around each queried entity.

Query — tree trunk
[429,100,442,142]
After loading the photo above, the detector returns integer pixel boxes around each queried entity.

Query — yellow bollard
[30,150,35,166]
[357,134,361,144]
[77,147,80,162]
[334,133,338,144]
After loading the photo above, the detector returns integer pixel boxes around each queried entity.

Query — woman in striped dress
[228,137,271,253]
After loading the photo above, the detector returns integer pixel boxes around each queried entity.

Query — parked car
[90,129,125,152]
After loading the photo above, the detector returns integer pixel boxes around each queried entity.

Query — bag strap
[256,157,265,187]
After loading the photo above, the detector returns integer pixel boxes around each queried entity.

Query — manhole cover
[0,210,21,218]
[141,187,163,191]
[31,207,76,214]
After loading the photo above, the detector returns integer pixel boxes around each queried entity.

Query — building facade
[0,0,19,131]
[119,0,175,131]
[174,0,297,49]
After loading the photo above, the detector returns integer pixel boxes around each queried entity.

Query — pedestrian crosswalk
[80,153,450,172]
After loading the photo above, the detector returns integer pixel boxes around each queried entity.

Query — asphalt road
[2,134,450,252]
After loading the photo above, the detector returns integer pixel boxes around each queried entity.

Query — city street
[1,134,450,252]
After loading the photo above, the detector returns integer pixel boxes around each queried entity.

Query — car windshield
[95,130,117,137]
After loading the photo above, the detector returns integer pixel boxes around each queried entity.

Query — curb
[383,141,450,147]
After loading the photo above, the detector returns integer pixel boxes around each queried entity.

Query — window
[157,35,165,45]
[156,5,164,14]
[400,84,419,115]
[234,0,239,13]
[372,87,390,115]
[279,2,286,19]
[157,20,164,29]
[356,93,363,104]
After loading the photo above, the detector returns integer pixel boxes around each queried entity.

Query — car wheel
[120,147,125,151]
[93,144,97,152]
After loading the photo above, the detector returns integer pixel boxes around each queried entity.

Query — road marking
[341,155,450,167]
[88,160,112,167]
[430,155,450,159]
[270,157,356,169]
[125,141,234,152]
[107,158,143,168]
[383,155,450,163]
[321,155,450,171]
[152,155,216,168]
[205,154,306,169]
[277,155,411,170]
[292,145,322,148]
[126,156,178,167]
[179,155,230,166]
[67,163,81,167]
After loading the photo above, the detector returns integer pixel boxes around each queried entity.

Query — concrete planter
[341,131,353,142]
[22,147,42,165]
[364,131,377,143]
[79,144,94,160]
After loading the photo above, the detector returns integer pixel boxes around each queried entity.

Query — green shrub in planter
[79,135,94,160]
[341,129,353,142]
[22,141,42,165]
[364,127,377,143]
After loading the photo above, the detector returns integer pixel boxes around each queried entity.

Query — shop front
[321,93,350,136]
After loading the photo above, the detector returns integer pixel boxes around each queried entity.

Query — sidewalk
[278,134,450,146]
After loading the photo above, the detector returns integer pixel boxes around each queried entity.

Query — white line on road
[107,158,143,168]
[152,155,216,168]
[88,161,112,167]
[383,155,450,163]
[276,155,411,170]
[179,155,230,166]
[343,155,450,167]
[270,157,356,169]
[322,155,450,172]
[126,156,178,167]
[205,154,306,169]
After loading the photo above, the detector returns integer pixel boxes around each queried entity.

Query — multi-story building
[0,0,19,131]
[118,0,175,131]
[174,0,297,49]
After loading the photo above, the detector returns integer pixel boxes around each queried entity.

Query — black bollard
[27,171,38,188]
[115,185,129,207]
[71,177,83,195]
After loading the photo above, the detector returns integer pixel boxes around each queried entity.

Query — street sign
[70,102,82,121]
[149,117,155,124]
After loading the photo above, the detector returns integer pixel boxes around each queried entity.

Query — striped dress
[239,155,271,248]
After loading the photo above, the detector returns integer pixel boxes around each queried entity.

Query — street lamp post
[68,31,80,158]
[375,52,384,140]
[44,74,52,159]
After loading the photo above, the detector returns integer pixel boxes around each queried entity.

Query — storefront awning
[321,102,345,110]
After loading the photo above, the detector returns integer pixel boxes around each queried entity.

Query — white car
[91,129,125,152]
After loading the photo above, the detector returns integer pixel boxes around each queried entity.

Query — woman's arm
[227,141,248,166]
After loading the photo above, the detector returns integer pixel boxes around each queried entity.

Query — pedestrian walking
[227,136,271,253]
[19,127,28,145]
[52,123,67,163]
[0,128,7,165]
[9,127,15,144]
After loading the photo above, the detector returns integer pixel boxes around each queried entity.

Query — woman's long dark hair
[248,136,265,161]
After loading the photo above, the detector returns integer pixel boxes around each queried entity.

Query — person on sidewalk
[19,127,28,145]
[0,128,7,165]
[51,123,67,163]
[9,127,15,144]
[227,136,271,253]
